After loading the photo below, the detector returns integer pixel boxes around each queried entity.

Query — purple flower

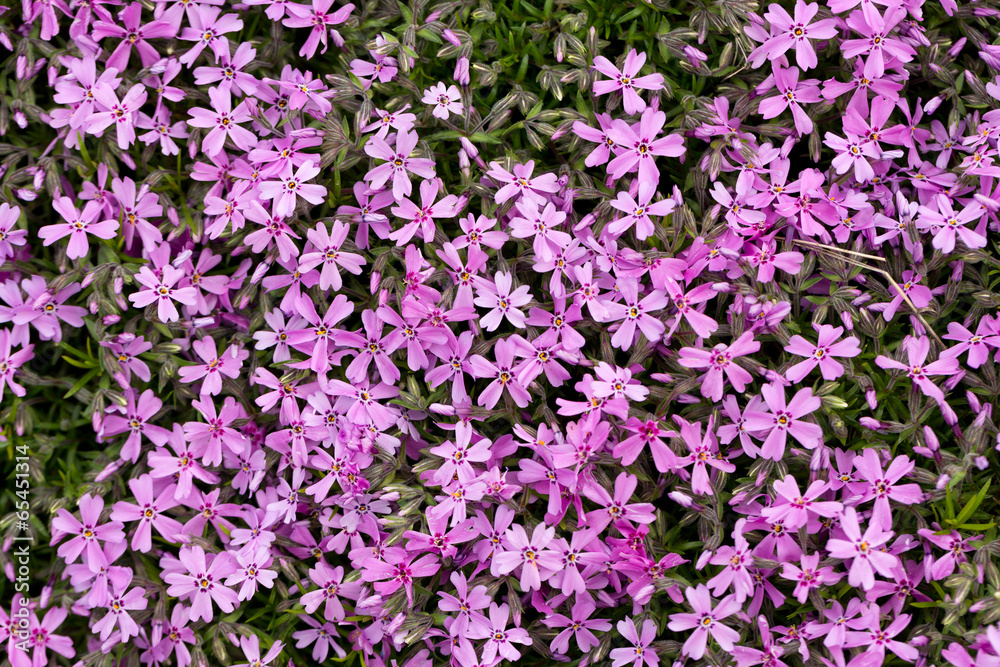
[748,1,838,70]
[875,335,960,404]
[784,324,861,382]
[679,331,760,402]
[100,388,172,463]
[826,507,900,589]
[610,617,659,667]
[163,546,239,623]
[128,265,199,323]
[744,382,823,460]
[38,197,118,260]
[110,474,184,552]
[852,449,924,531]
[592,49,664,115]
[87,83,148,149]
[667,584,740,660]
[475,603,531,663]
[92,569,148,641]
[258,161,327,219]
[186,86,258,156]
[51,494,125,567]
[491,522,560,591]
[364,129,436,199]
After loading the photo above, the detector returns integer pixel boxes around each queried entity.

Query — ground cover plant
[2,0,1000,664]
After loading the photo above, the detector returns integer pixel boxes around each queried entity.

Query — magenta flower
[678,331,760,402]
[178,337,248,397]
[826,507,900,589]
[21,606,75,667]
[92,569,148,641]
[86,83,148,149]
[388,178,461,245]
[361,548,441,604]
[186,86,257,156]
[608,182,676,240]
[422,81,463,119]
[825,131,880,182]
[604,278,668,350]
[298,221,366,291]
[592,49,664,115]
[110,474,184,552]
[164,546,239,623]
[746,240,804,283]
[675,415,736,495]
[474,271,532,331]
[606,108,685,183]
[234,636,284,667]
[38,197,118,260]
[875,335,960,404]
[544,597,612,655]
[177,6,243,66]
[842,4,916,78]
[0,203,26,262]
[128,266,199,323]
[583,472,657,530]
[258,161,327,218]
[364,129,436,199]
[476,603,531,663]
[748,1,838,70]
[301,562,359,621]
[491,522,560,591]
[100,388,172,463]
[852,449,924,531]
[91,3,174,71]
[784,324,861,382]
[282,0,354,58]
[0,329,33,400]
[51,494,125,567]
[758,66,822,135]
[762,476,842,531]
[744,382,823,460]
[780,552,843,603]
[667,584,740,660]
[916,193,987,253]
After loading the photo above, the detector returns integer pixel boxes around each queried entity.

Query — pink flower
[491,522,560,591]
[604,278,668,350]
[0,203,26,262]
[852,449,924,531]
[675,415,736,495]
[178,6,243,66]
[258,161,327,218]
[38,197,119,260]
[592,49,664,115]
[606,108,685,184]
[758,66,822,135]
[422,81,463,119]
[110,474,184,552]
[92,569,148,641]
[825,131,880,182]
[875,335,960,404]
[282,0,354,58]
[100,388,172,463]
[186,86,258,156]
[0,329,33,400]
[87,83,148,149]
[780,553,843,603]
[679,331,760,402]
[178,337,248,397]
[784,324,861,382]
[916,193,987,253]
[364,129,436,199]
[128,266,199,323]
[744,382,823,460]
[476,603,531,663]
[748,1,838,70]
[667,584,740,660]
[163,546,239,623]
[826,507,900,589]
[51,494,125,567]
[841,4,916,78]
[761,475,842,530]
[474,271,532,331]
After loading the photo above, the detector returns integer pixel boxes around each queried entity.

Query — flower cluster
[3,0,1000,665]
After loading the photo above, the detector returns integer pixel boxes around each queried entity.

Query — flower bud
[442,28,461,47]
[454,56,470,85]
